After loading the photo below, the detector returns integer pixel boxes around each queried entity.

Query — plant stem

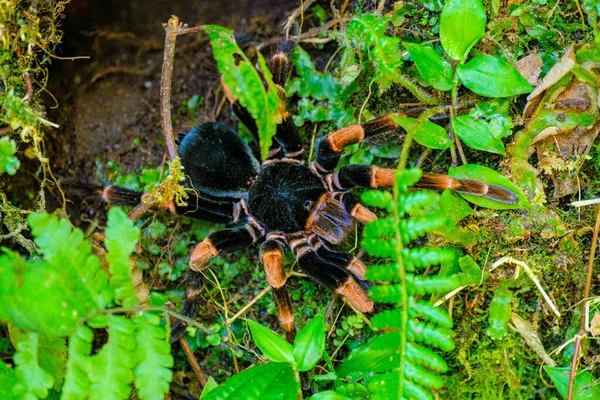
[393,125,416,399]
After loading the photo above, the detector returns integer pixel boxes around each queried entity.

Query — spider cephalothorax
[90,40,517,343]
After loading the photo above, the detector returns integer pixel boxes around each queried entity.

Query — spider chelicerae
[91,40,517,343]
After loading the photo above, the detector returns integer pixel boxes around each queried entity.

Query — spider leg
[290,236,374,314]
[314,114,405,172]
[189,223,263,271]
[260,238,297,343]
[173,223,264,340]
[311,238,368,281]
[328,165,518,203]
[338,192,377,224]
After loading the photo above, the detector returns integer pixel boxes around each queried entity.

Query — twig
[180,337,208,388]
[567,203,600,400]
[127,201,153,221]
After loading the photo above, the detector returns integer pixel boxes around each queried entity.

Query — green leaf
[293,315,325,372]
[203,362,297,400]
[105,207,140,307]
[0,362,19,399]
[457,55,534,97]
[28,213,113,311]
[13,332,54,400]
[200,377,219,399]
[544,367,600,399]
[453,114,505,155]
[486,281,512,340]
[0,247,102,337]
[88,315,136,400]
[133,313,173,400]
[203,25,282,160]
[247,320,294,363]
[0,136,20,175]
[61,324,94,400]
[404,42,454,91]
[457,255,486,286]
[439,0,486,61]
[448,164,531,209]
[308,391,353,400]
[394,116,451,150]
[347,14,402,91]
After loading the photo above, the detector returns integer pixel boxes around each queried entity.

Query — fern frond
[61,324,93,400]
[360,189,394,211]
[399,215,446,244]
[88,315,136,400]
[405,342,448,373]
[133,313,174,400]
[339,168,457,398]
[409,299,454,328]
[105,207,140,308]
[13,332,54,399]
[406,320,455,352]
[406,275,459,295]
[404,360,445,389]
[403,247,456,270]
[28,213,113,312]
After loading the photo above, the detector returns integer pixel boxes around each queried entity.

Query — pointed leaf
[203,363,297,400]
[544,367,600,399]
[453,114,506,155]
[293,315,325,372]
[457,55,533,97]
[448,164,531,209]
[440,0,486,61]
[247,320,294,363]
[404,42,454,91]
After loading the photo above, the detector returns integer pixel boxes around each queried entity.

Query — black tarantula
[90,40,516,343]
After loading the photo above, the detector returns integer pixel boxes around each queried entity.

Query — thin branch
[567,203,600,400]
[180,337,208,388]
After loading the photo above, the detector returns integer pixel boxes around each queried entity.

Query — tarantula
[92,40,516,343]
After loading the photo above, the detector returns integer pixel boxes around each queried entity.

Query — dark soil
[45,0,296,195]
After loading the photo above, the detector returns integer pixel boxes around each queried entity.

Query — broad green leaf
[308,391,353,400]
[61,324,94,400]
[457,55,534,97]
[453,114,505,155]
[393,116,451,149]
[287,46,342,100]
[338,331,404,376]
[457,255,486,286]
[13,332,54,400]
[203,25,282,160]
[544,367,600,399]
[247,320,294,363]
[486,281,512,339]
[293,315,325,372]
[404,42,454,91]
[88,315,136,400]
[0,361,19,399]
[0,136,20,175]
[448,164,531,209]
[203,362,297,400]
[133,313,173,400]
[105,207,140,307]
[200,377,219,399]
[440,0,486,61]
[438,190,474,224]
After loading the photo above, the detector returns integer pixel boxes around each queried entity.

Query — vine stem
[567,203,600,400]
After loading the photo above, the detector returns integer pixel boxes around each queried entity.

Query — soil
[45,0,297,199]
